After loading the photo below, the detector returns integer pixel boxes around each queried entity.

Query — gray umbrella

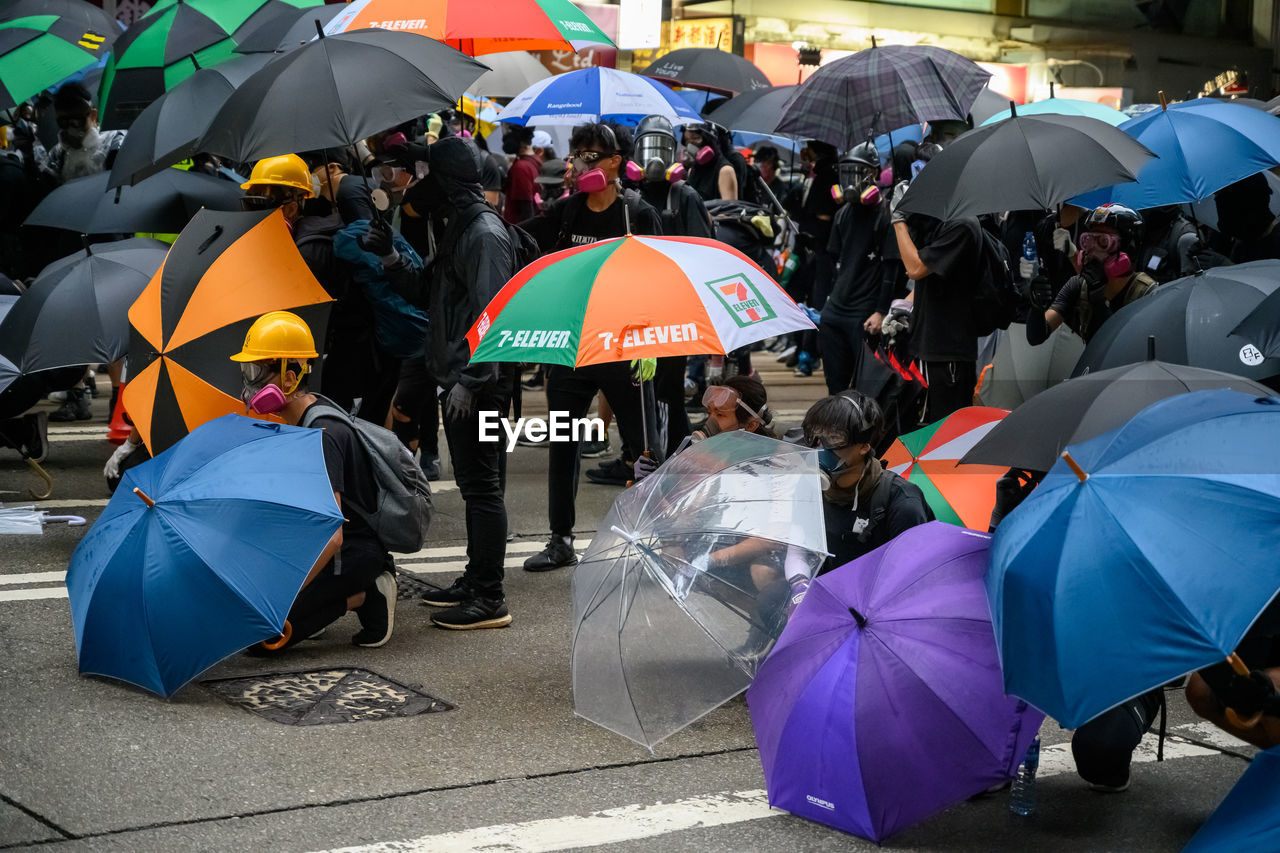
[896,113,1155,221]
[776,43,991,150]
[469,51,550,99]
[0,238,169,395]
[232,3,343,54]
[707,85,796,135]
[976,321,1085,410]
[107,52,274,188]
[197,28,488,164]
[25,169,244,234]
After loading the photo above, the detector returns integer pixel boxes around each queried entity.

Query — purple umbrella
[746,521,1043,843]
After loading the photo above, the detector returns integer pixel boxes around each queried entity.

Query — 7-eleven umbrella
[881,407,1009,531]
[125,207,332,455]
[322,0,614,54]
[466,235,815,368]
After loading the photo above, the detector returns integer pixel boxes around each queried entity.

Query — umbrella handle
[41,515,85,526]
[259,621,293,651]
[26,459,51,500]
[1224,653,1265,728]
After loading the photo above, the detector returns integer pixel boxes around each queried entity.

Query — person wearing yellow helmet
[232,311,397,652]
[240,154,317,226]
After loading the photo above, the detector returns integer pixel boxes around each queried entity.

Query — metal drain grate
[202,668,454,726]
[395,570,437,602]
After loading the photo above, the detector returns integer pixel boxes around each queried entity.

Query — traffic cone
[107,383,131,445]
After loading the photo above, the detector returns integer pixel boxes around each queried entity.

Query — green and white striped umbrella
[98,0,322,130]
[0,10,115,111]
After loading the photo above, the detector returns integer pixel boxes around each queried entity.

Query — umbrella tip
[81,234,92,255]
[315,18,325,39]
[1060,451,1089,483]
[1009,100,1017,118]
[1158,90,1168,110]
[132,487,156,509]
[849,607,868,629]
[1147,335,1156,361]
[871,35,877,49]
[1049,81,1055,99]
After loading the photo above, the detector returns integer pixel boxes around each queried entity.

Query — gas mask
[572,150,615,194]
[240,361,307,415]
[636,132,685,183]
[1078,230,1132,278]
[685,142,716,166]
[833,163,880,206]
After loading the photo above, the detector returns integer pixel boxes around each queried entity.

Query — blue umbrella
[988,389,1280,729]
[980,97,1126,127]
[1183,746,1280,852]
[497,66,702,127]
[66,413,344,698]
[1072,100,1280,210]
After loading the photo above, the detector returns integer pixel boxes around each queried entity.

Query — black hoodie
[398,138,514,391]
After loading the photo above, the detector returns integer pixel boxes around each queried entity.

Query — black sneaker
[352,571,397,647]
[420,576,474,607]
[48,388,91,422]
[523,537,577,572]
[586,457,632,486]
[580,437,611,458]
[432,597,512,630]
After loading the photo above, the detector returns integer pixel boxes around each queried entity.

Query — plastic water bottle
[785,576,811,618]
[1009,735,1041,816]
[1022,231,1039,281]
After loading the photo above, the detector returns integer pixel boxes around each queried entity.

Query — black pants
[441,382,510,599]
[819,314,867,396]
[392,356,439,458]
[1072,689,1164,788]
[922,359,976,424]
[654,356,690,459]
[285,536,388,645]
[546,363,646,539]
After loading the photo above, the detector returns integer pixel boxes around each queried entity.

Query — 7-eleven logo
[706,274,777,328]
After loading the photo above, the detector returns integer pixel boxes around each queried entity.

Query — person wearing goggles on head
[820,141,899,396]
[230,311,397,653]
[1025,204,1157,347]
[802,390,931,571]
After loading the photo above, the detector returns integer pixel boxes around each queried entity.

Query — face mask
[643,159,686,183]
[577,168,608,193]
[311,175,323,198]
[247,384,287,414]
[624,160,643,182]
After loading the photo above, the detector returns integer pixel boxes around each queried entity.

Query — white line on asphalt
[0,586,67,602]
[0,571,66,585]
[318,790,775,853]
[313,727,1231,853]
[0,484,456,512]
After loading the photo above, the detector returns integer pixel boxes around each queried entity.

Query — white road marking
[0,587,67,602]
[0,571,66,585]
[0,484,456,512]
[317,790,774,853]
[313,726,1233,853]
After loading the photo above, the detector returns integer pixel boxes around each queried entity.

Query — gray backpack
[301,395,433,554]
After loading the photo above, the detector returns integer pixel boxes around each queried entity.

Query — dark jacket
[639,180,714,239]
[393,138,514,391]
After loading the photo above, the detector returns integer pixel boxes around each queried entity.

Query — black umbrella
[706,85,796,135]
[197,28,488,164]
[896,112,1155,221]
[1072,261,1280,383]
[107,52,273,188]
[1231,285,1280,358]
[961,342,1274,472]
[232,3,344,55]
[25,168,244,234]
[637,47,771,97]
[0,238,168,395]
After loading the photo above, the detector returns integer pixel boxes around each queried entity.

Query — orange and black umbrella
[125,208,332,454]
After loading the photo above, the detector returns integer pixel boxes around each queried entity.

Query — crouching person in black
[232,311,397,653]
[801,391,931,572]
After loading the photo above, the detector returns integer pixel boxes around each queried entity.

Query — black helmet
[1084,204,1144,250]
[843,142,879,170]
[635,114,678,174]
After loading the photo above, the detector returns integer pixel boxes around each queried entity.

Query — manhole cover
[202,668,454,726]
[395,570,436,602]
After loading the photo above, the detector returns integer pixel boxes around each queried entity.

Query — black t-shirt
[823,201,893,322]
[335,177,377,225]
[524,191,663,253]
[1049,272,1151,342]
[303,401,379,543]
[911,217,982,363]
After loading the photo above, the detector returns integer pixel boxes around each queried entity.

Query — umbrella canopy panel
[25,168,245,234]
[0,11,116,110]
[639,47,771,97]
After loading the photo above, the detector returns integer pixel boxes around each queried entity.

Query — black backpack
[454,204,542,273]
[972,225,1020,337]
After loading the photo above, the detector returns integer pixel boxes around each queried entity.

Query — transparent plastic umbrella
[0,505,84,534]
[571,431,826,751]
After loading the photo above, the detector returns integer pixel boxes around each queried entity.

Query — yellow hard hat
[230,311,318,362]
[240,154,315,198]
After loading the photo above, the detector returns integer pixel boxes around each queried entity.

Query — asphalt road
[0,361,1259,852]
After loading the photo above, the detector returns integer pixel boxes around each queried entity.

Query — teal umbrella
[981,97,1127,127]
[98,0,323,130]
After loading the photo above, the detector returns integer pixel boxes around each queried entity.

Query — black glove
[1028,274,1054,309]
[989,468,1039,530]
[386,140,430,170]
[360,218,396,259]
[1218,669,1280,718]
[1080,257,1107,292]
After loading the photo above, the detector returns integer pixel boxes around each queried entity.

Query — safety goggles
[570,150,609,168]
[239,189,303,212]
[804,429,853,452]
[703,385,765,423]
[1080,230,1120,255]
[239,362,276,385]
